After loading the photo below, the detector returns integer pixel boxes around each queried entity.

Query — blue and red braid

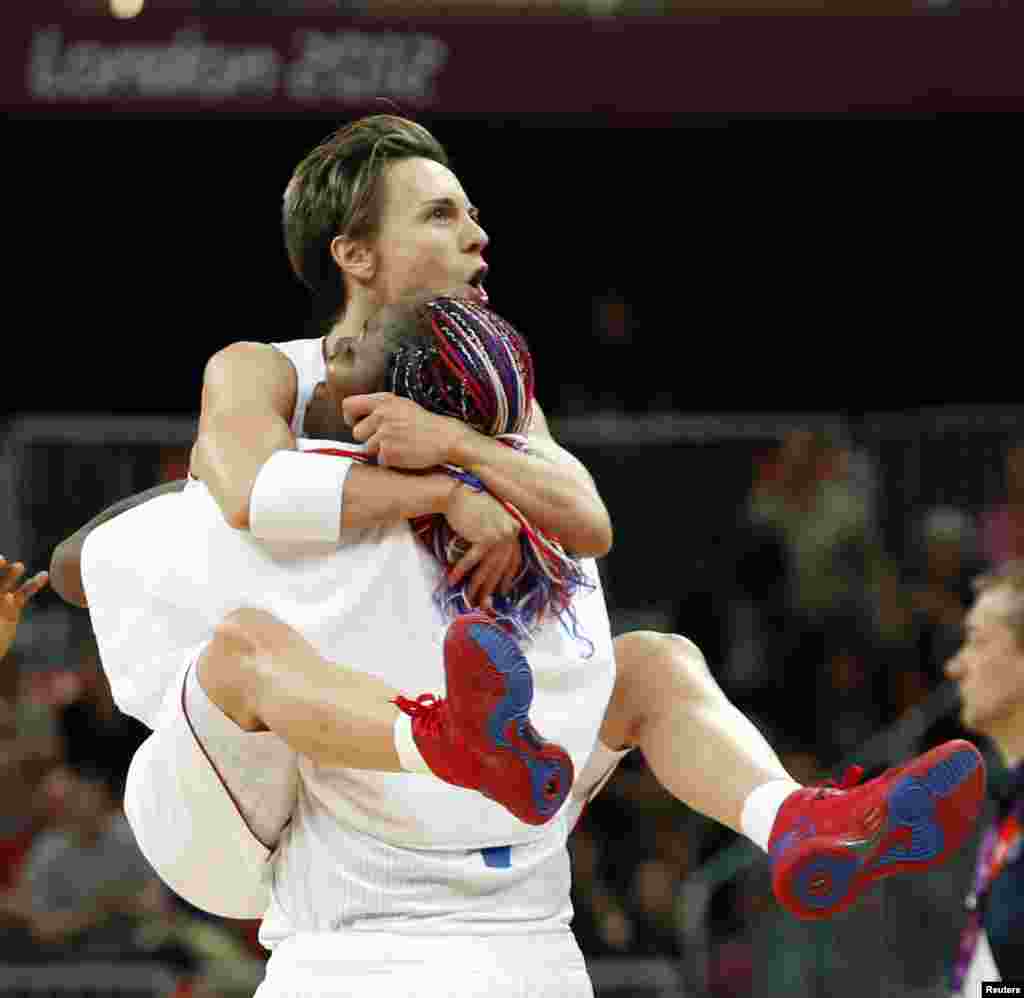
[387,296,593,645]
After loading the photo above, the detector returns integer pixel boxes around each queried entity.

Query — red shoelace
[392,694,446,739]
[812,763,901,799]
[813,765,866,798]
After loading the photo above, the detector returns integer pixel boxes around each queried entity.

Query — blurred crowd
[0,593,268,996]
[1,424,1021,996]
[568,430,1023,992]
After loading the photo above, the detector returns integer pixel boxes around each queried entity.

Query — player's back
[82,443,615,920]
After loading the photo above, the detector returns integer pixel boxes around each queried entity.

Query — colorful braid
[388,297,594,644]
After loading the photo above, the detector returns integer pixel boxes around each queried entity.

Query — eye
[430,205,450,221]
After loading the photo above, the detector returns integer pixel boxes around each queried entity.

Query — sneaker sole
[773,740,985,920]
[466,619,574,824]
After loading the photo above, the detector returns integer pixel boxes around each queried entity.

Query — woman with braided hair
[70,289,618,997]
[335,295,592,640]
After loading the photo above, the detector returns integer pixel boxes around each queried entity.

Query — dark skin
[302,316,399,440]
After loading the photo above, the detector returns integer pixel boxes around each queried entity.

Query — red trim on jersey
[179,664,287,852]
[306,447,373,463]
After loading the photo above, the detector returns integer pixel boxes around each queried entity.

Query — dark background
[9,112,1016,421]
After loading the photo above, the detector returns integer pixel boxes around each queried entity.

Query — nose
[944,651,965,681]
[464,215,489,255]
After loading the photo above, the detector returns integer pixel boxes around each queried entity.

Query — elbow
[50,542,87,609]
[223,502,250,532]
[194,433,251,531]
[570,509,613,560]
[588,519,614,559]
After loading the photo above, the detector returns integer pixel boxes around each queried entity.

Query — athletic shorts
[123,650,294,920]
[255,930,594,998]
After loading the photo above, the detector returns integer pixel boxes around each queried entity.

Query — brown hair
[972,562,1024,648]
[283,115,448,318]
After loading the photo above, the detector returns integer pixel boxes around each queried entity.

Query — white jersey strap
[270,337,327,436]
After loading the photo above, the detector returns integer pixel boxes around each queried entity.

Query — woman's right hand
[443,483,523,610]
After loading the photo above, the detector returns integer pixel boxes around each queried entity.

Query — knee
[214,607,294,661]
[50,539,87,608]
[208,610,260,672]
[613,629,714,702]
[200,609,282,710]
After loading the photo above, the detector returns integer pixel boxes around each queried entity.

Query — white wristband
[249,450,351,544]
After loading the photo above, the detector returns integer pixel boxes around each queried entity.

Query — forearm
[341,465,454,527]
[50,479,187,608]
[247,453,455,544]
[448,433,612,557]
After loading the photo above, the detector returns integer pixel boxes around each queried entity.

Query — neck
[990,714,1024,771]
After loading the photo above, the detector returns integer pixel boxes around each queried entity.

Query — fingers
[350,409,385,444]
[448,543,485,589]
[18,572,50,605]
[465,542,522,610]
[0,557,27,595]
[499,547,523,595]
[361,430,386,466]
[342,392,394,428]
[467,549,509,610]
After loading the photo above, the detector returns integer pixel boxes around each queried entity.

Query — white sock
[393,711,433,775]
[740,780,802,853]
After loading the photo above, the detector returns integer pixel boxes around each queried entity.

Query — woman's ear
[330,235,376,283]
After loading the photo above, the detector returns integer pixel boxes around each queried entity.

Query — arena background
[2,2,1022,996]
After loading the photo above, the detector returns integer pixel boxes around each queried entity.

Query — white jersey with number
[86,335,617,945]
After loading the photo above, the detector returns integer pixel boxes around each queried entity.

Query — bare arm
[452,400,612,558]
[191,341,299,529]
[342,465,454,523]
[345,394,613,558]
[50,466,470,610]
[51,341,294,605]
[191,342,469,530]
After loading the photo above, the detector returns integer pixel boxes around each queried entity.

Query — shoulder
[527,398,552,440]
[204,341,297,386]
[201,341,298,418]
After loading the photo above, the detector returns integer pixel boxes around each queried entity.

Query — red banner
[3,8,1023,115]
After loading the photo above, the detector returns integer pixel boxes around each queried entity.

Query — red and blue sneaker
[768,739,986,920]
[393,612,574,826]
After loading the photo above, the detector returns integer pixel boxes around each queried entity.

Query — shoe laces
[814,764,866,799]
[392,694,446,739]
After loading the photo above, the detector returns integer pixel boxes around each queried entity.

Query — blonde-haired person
[946,563,1024,994]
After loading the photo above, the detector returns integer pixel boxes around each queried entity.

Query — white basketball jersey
[271,337,327,437]
[85,336,617,942]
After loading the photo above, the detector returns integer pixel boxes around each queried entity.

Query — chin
[958,702,981,733]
